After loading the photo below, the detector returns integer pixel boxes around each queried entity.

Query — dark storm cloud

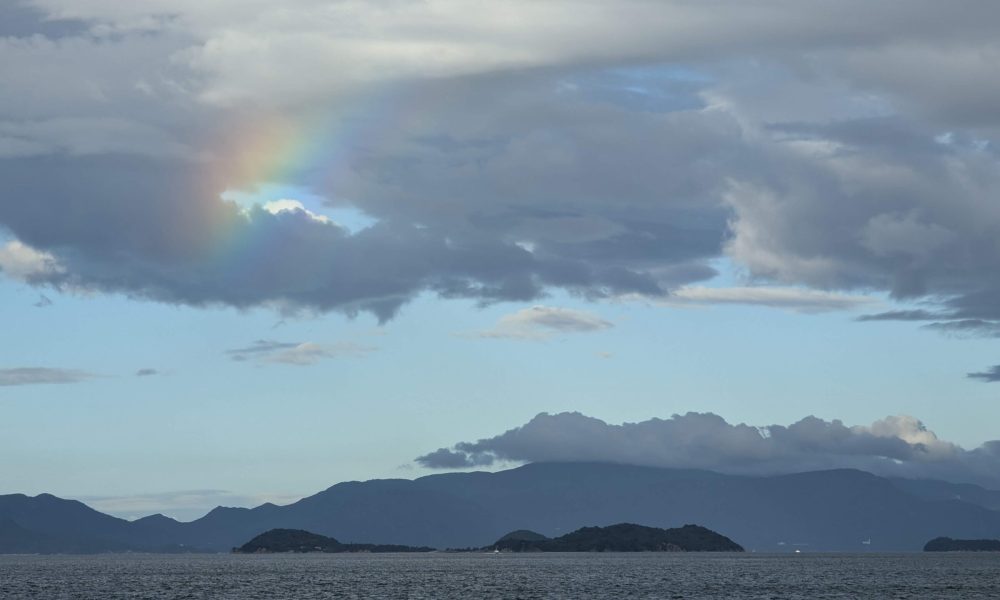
[0,367,95,386]
[416,412,1000,489]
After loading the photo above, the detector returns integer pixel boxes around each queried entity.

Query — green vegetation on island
[924,537,1000,552]
[490,523,743,552]
[233,529,435,553]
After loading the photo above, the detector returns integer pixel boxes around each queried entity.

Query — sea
[1,552,997,599]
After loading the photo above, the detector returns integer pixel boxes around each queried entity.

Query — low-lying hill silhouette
[234,529,434,553]
[924,537,1000,552]
[490,523,743,552]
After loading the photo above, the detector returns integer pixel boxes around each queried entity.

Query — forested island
[924,537,1000,552]
[233,529,435,553]
[489,523,744,552]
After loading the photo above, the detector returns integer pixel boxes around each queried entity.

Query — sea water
[1,552,997,599]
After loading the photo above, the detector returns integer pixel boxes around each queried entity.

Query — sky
[2,0,1000,521]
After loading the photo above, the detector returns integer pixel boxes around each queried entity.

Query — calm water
[1,553,998,599]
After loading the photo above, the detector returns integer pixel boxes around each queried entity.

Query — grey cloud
[967,366,1000,383]
[0,367,95,386]
[226,340,300,360]
[922,320,1000,339]
[33,294,52,308]
[2,0,1000,342]
[0,1,90,39]
[416,411,1000,489]
[227,340,374,365]
[135,368,158,376]
[723,111,1000,343]
[413,448,483,469]
[0,80,725,317]
[857,309,1000,341]
[857,309,942,322]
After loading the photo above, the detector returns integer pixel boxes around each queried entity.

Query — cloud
[967,366,1000,383]
[650,286,877,313]
[0,367,95,386]
[416,411,1000,489]
[33,294,52,308]
[135,368,158,377]
[226,339,374,365]
[473,306,613,340]
[264,342,374,365]
[857,309,942,322]
[921,319,1000,339]
[226,340,300,361]
[0,240,63,282]
[0,1,89,39]
[0,0,999,341]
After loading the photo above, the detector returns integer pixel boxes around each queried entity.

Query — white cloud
[261,199,334,225]
[0,240,64,281]
[474,306,613,340]
[264,341,374,365]
[650,286,878,313]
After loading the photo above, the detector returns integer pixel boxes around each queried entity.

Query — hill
[492,523,742,552]
[3,463,1000,552]
[233,529,434,553]
[924,537,1000,552]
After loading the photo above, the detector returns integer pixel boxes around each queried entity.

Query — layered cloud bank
[417,412,1000,489]
[2,0,1000,344]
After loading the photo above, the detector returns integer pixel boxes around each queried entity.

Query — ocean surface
[1,552,998,599]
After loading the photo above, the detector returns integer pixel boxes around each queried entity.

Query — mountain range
[3,462,1000,553]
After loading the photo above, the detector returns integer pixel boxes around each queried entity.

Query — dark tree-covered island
[233,529,435,553]
[490,523,743,552]
[924,537,1000,552]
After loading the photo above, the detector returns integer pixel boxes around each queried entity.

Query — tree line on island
[924,537,1000,552]
[233,528,435,554]
[233,523,744,554]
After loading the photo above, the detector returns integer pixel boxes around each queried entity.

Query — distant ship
[862,539,871,545]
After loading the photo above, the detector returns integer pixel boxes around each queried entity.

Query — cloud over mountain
[416,412,1000,489]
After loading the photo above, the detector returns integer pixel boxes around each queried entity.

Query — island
[233,529,435,553]
[924,537,1000,552]
[490,523,743,552]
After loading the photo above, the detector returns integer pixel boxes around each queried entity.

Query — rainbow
[197,84,429,285]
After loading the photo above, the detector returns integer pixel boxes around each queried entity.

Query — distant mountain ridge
[3,462,1000,553]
